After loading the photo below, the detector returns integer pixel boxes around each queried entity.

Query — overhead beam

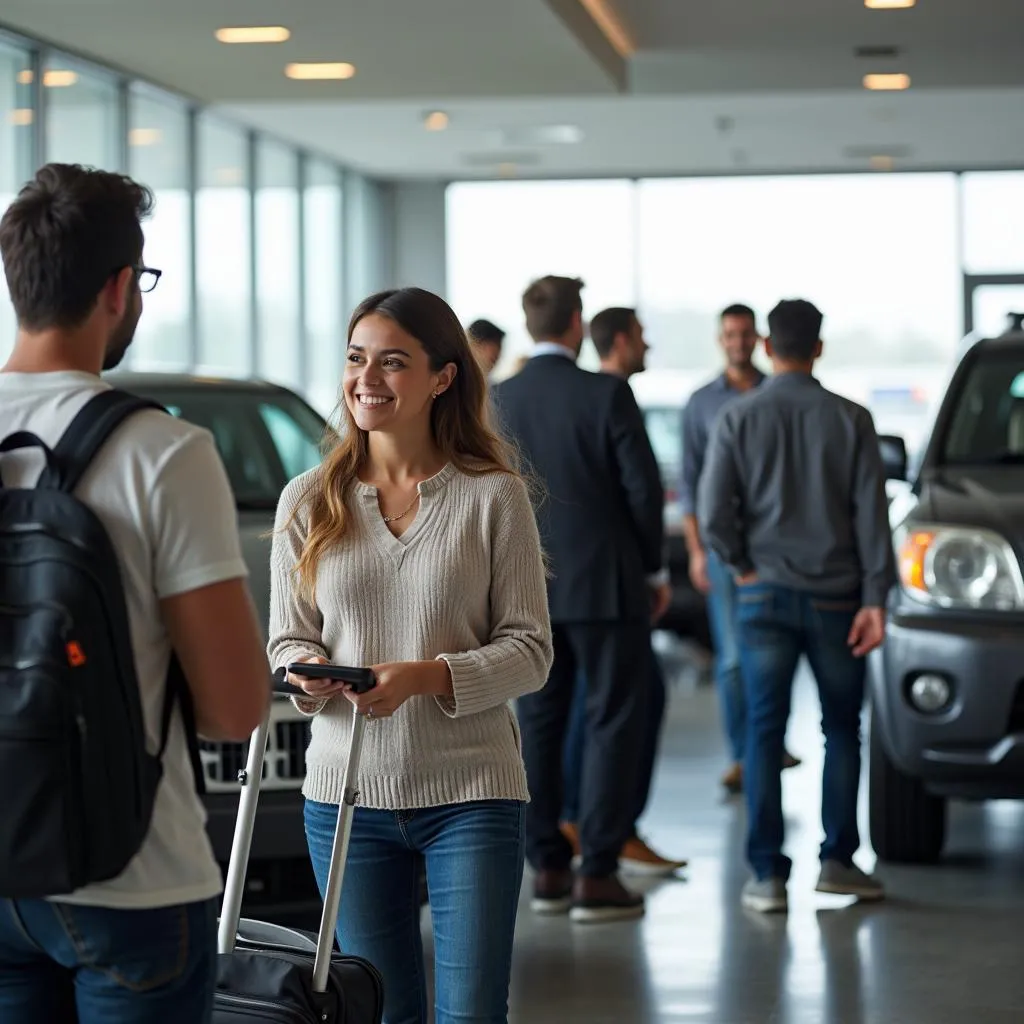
[544,0,633,92]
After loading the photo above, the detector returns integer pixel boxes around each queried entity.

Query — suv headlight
[896,524,1024,610]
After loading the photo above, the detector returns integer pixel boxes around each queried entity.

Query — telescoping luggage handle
[218,670,372,995]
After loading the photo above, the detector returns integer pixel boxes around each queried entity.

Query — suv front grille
[200,717,312,793]
[1008,681,1024,734]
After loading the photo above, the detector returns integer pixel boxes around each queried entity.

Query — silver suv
[108,371,330,914]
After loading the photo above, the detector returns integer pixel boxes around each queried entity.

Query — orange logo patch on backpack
[66,642,87,667]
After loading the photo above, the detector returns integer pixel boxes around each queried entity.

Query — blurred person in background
[681,304,800,793]
[698,298,893,913]
[493,277,664,923]
[560,306,686,877]
[467,318,505,380]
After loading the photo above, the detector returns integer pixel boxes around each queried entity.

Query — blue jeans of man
[0,897,218,1023]
[305,798,524,1024]
[706,550,746,763]
[735,582,867,882]
[561,652,667,829]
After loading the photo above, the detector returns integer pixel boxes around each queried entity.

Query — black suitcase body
[213,678,384,1023]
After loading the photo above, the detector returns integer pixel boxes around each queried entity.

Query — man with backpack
[0,163,270,1022]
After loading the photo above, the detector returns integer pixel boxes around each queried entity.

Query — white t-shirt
[0,370,250,909]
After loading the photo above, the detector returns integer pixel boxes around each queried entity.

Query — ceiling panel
[0,0,618,101]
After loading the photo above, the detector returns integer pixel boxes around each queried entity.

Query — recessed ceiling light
[870,155,895,171]
[865,0,915,8]
[8,109,33,127]
[215,26,291,44]
[864,72,910,90]
[43,70,78,88]
[285,62,356,81]
[129,128,163,147]
[16,69,33,85]
[424,111,449,132]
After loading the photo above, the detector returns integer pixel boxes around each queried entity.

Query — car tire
[868,713,947,864]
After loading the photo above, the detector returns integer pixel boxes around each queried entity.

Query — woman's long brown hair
[292,287,522,599]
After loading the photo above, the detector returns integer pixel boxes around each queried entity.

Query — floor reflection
[494,659,1024,1023]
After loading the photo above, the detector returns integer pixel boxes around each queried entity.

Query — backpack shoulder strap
[160,654,207,797]
[38,388,166,493]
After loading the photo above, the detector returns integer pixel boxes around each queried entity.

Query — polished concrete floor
[426,652,1024,1024]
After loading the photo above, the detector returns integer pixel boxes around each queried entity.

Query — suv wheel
[868,714,947,864]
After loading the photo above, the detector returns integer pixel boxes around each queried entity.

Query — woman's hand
[344,660,453,719]
[287,655,340,700]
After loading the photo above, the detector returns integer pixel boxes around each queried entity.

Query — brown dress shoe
[531,868,573,915]
[619,835,688,877]
[569,875,644,924]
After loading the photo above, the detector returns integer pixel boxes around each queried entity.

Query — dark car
[868,317,1024,864]
[107,371,330,917]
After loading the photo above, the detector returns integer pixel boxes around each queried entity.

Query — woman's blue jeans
[305,798,525,1024]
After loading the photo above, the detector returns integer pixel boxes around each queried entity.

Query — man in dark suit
[493,276,666,924]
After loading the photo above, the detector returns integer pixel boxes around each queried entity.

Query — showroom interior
[2,1,1024,1021]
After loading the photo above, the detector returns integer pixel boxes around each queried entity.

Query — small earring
[432,390,440,399]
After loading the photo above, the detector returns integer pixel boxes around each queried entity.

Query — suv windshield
[940,347,1024,465]
[148,388,328,508]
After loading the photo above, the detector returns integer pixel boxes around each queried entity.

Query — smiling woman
[266,286,553,1023]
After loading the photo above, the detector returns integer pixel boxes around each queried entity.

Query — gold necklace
[381,492,420,524]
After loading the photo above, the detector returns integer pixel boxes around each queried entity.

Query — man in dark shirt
[698,298,896,914]
[681,304,799,793]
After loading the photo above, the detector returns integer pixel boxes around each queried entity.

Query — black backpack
[0,388,204,898]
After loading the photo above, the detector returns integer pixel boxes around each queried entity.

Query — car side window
[258,402,323,480]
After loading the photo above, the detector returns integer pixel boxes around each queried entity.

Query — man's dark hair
[589,306,636,359]
[522,275,584,342]
[467,318,505,346]
[0,163,154,331]
[720,303,756,326]
[767,299,824,362]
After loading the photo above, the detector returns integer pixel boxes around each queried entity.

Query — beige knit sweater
[267,463,553,809]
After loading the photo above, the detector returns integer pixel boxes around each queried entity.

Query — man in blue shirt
[681,304,800,792]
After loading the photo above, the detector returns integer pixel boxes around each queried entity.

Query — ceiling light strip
[216,26,291,44]
[285,62,356,81]
[576,0,635,58]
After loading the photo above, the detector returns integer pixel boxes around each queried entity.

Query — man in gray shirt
[698,298,896,914]
[681,304,798,794]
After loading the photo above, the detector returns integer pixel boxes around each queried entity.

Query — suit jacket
[492,353,664,624]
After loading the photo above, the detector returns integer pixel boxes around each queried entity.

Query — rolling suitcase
[212,675,385,1023]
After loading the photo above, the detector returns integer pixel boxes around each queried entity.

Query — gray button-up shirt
[697,372,896,607]
[680,371,765,517]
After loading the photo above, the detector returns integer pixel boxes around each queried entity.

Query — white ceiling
[3,0,1024,178]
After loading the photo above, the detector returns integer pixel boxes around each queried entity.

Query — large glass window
[961,172,1024,275]
[635,174,960,449]
[446,180,636,375]
[127,84,191,370]
[304,158,344,416]
[195,116,252,376]
[255,139,301,389]
[0,40,35,361]
[44,55,119,169]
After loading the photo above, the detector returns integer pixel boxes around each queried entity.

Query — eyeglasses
[133,264,162,293]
